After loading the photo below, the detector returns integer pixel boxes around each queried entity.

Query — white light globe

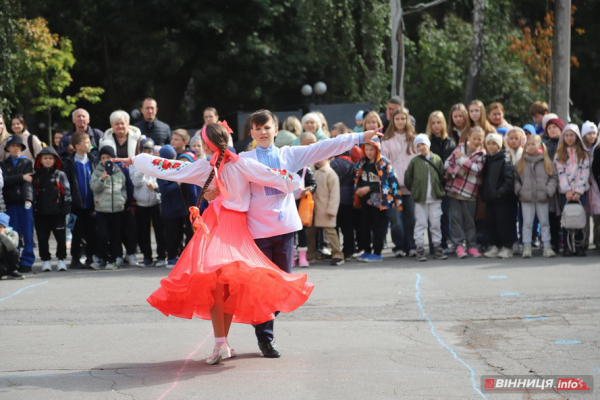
[301,84,313,96]
[131,109,142,120]
[314,81,327,95]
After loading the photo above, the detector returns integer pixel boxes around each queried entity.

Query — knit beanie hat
[140,138,155,150]
[485,133,503,148]
[546,118,565,132]
[581,121,598,137]
[178,151,197,163]
[542,113,559,131]
[355,110,364,121]
[99,146,116,158]
[189,136,202,147]
[159,144,177,159]
[414,134,431,149]
[0,213,9,228]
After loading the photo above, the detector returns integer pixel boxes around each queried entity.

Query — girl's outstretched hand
[363,130,383,144]
[112,158,133,167]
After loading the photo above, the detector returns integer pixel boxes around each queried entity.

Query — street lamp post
[301,82,327,111]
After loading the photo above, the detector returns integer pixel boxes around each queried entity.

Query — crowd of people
[1,96,599,280]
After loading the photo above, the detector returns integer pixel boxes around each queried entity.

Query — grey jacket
[0,230,19,257]
[514,153,558,203]
[90,162,127,213]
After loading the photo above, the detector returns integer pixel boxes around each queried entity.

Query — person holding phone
[90,146,127,270]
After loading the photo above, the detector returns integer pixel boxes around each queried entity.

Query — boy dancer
[237,110,380,357]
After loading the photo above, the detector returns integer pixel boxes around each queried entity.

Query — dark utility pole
[550,0,571,122]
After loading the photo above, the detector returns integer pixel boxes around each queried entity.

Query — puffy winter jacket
[514,153,558,203]
[480,150,515,203]
[33,147,72,215]
[1,156,34,205]
[129,165,161,207]
[90,162,127,213]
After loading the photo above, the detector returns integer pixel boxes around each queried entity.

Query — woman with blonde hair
[275,116,302,148]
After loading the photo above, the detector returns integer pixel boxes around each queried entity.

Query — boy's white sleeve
[238,158,302,194]
[282,133,362,172]
[132,153,212,186]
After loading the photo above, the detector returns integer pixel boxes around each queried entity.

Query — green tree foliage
[15,18,104,141]
[0,0,20,116]
[404,2,539,127]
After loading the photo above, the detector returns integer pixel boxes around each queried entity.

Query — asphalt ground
[1,240,599,400]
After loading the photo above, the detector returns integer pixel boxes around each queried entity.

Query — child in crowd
[514,135,558,258]
[426,111,456,253]
[295,132,317,267]
[554,124,590,256]
[541,116,564,252]
[189,136,205,159]
[178,151,200,245]
[444,127,486,258]
[404,134,447,261]
[63,132,98,269]
[171,129,190,155]
[488,102,512,131]
[130,138,166,267]
[523,124,536,136]
[354,138,402,262]
[529,101,550,135]
[330,142,357,261]
[1,135,35,272]
[33,147,72,271]
[468,100,495,134]
[291,113,328,145]
[381,107,417,257]
[505,127,526,253]
[156,145,188,268]
[0,171,4,213]
[578,121,599,249]
[481,133,515,259]
[588,122,600,248]
[448,103,471,145]
[306,159,344,266]
[90,146,127,269]
[354,110,364,132]
[0,212,25,279]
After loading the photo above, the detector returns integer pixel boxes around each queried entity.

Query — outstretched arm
[239,158,302,194]
[114,154,212,186]
[283,130,382,172]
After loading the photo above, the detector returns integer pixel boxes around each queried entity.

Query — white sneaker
[125,254,139,267]
[105,262,119,270]
[484,246,499,258]
[41,261,52,272]
[497,247,513,259]
[543,247,556,258]
[512,242,522,255]
[522,246,532,258]
[166,262,175,269]
[57,260,67,271]
[116,257,124,267]
[155,259,167,268]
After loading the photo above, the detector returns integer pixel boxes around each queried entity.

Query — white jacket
[129,165,161,207]
[100,126,143,158]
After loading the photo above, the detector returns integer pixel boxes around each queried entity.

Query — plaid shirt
[444,144,486,199]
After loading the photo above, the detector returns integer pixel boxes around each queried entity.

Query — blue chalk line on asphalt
[414,273,487,400]
[488,275,507,279]
[0,281,49,302]
[500,292,521,297]
[555,340,581,345]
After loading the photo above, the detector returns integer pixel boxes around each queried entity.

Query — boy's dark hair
[251,109,278,127]
[388,96,404,106]
[529,101,549,116]
[71,131,90,147]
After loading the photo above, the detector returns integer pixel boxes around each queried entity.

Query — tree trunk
[464,0,485,104]
[550,0,571,121]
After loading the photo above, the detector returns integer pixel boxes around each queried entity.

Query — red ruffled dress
[132,153,314,325]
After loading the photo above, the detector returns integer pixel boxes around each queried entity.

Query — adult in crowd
[58,109,105,157]
[380,96,417,132]
[290,112,328,145]
[100,111,143,158]
[1,115,43,162]
[0,114,8,161]
[133,98,172,146]
[194,107,234,147]
[274,116,302,148]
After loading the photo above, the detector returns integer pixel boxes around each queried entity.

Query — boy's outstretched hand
[112,158,133,167]
[363,130,383,144]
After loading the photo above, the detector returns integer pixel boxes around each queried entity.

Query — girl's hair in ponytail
[516,135,553,175]
[196,123,230,208]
